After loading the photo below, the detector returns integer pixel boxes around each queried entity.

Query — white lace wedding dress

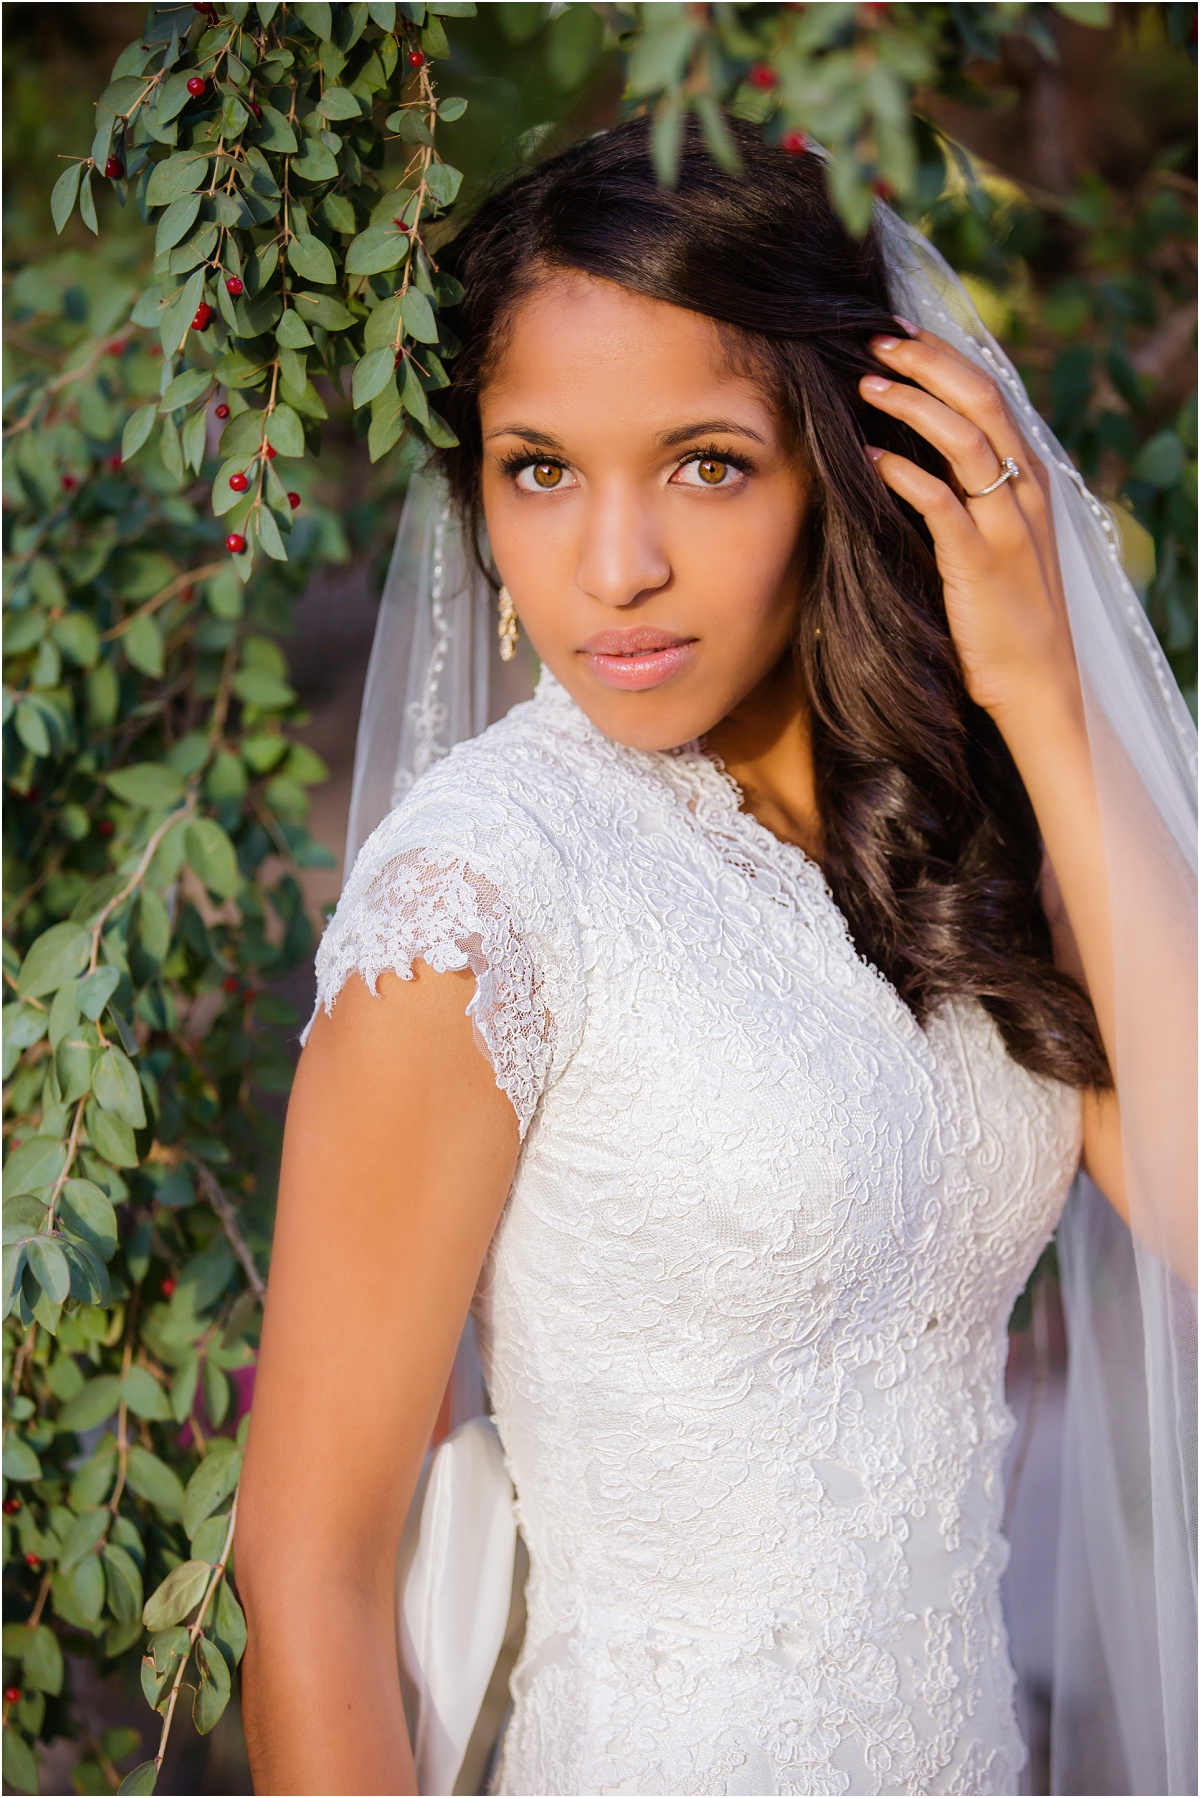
[311,667,1084,1798]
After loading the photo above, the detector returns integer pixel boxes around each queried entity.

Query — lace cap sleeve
[303,794,586,1139]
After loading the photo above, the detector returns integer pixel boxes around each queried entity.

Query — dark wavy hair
[432,115,1109,1090]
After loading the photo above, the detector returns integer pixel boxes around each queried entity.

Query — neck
[704,653,824,865]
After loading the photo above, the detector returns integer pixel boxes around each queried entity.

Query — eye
[514,460,575,492]
[673,454,747,489]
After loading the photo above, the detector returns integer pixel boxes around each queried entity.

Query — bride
[235,118,1195,1797]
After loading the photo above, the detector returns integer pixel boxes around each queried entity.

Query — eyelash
[498,444,756,487]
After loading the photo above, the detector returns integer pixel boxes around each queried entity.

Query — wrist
[982,660,1087,753]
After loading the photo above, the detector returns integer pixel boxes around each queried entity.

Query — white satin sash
[396,1417,520,1797]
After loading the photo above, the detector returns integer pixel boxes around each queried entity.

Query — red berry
[186,76,206,97]
[3,1497,19,1515]
[24,1553,40,1569]
[407,49,425,67]
[108,454,123,471]
[264,443,276,460]
[781,129,808,154]
[287,491,300,510]
[161,1277,176,1296]
[105,156,124,179]
[871,177,894,200]
[225,532,246,554]
[228,470,249,493]
[392,217,410,233]
[192,303,212,330]
[4,1687,20,1705]
[214,402,230,419]
[222,975,240,994]
[98,819,115,838]
[748,64,777,89]
[249,102,263,122]
[108,338,128,356]
[225,275,244,296]
[61,474,78,493]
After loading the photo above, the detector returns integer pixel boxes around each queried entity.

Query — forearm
[241,1576,416,1796]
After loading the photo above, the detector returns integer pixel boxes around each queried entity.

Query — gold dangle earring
[497,585,519,662]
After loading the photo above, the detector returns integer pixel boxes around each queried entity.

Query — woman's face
[479,273,812,752]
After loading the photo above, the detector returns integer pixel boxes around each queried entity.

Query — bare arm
[237,965,520,1795]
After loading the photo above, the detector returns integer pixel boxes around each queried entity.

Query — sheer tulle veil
[340,200,1197,1795]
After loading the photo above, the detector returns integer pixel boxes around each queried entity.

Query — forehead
[479,271,776,434]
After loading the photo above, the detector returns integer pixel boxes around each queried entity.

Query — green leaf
[53,611,102,668]
[15,699,51,758]
[424,160,463,208]
[84,1099,139,1169]
[160,367,213,412]
[192,1632,232,1734]
[124,614,165,679]
[78,967,120,1021]
[61,1505,109,1571]
[256,505,288,562]
[202,1358,230,1427]
[24,1624,64,1696]
[400,360,432,429]
[142,1558,211,1631]
[28,1235,71,1304]
[122,1366,171,1421]
[3,1728,39,1795]
[183,1446,243,1541]
[105,763,185,810]
[59,1178,118,1260]
[295,290,356,331]
[186,818,240,897]
[126,1447,186,1519]
[265,403,305,457]
[103,1543,145,1627]
[79,168,98,235]
[346,223,408,277]
[155,192,203,256]
[145,153,209,206]
[4,1133,68,1196]
[316,85,362,120]
[62,1236,111,1307]
[57,1375,122,1433]
[291,137,339,182]
[18,922,91,999]
[353,346,396,407]
[400,286,438,344]
[213,1579,248,1664]
[73,1550,107,1620]
[277,307,315,348]
[51,161,84,234]
[255,102,297,152]
[2,1435,42,1482]
[93,1047,146,1128]
[121,402,159,463]
[287,231,337,284]
[118,1761,158,1795]
[170,1357,200,1424]
[437,95,468,122]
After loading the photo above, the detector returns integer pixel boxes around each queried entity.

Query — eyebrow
[483,419,767,449]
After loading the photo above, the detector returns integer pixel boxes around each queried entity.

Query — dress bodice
[311,670,1083,1797]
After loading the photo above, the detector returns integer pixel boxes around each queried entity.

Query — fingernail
[871,335,901,351]
[861,375,892,393]
[894,315,919,336]
[866,445,885,462]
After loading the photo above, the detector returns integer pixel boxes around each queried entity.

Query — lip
[579,627,698,692]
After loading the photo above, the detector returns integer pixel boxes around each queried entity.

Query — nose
[573,480,671,609]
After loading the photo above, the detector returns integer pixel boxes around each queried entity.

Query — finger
[859,372,1023,514]
[870,330,1024,449]
[866,445,978,552]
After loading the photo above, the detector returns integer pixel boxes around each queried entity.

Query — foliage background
[2,4,1194,1794]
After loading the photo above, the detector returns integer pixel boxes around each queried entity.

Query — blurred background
[2,3,1195,1792]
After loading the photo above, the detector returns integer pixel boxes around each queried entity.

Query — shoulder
[351,684,599,892]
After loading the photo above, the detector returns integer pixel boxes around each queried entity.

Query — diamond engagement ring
[964,456,1020,498]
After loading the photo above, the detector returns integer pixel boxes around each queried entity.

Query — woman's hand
[858,327,1078,726]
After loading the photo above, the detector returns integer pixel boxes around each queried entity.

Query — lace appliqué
[309,848,557,1139]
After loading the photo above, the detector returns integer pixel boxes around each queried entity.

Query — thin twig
[148,1495,239,1779]
[193,1161,266,1300]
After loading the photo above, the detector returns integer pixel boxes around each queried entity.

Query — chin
[563,674,723,755]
